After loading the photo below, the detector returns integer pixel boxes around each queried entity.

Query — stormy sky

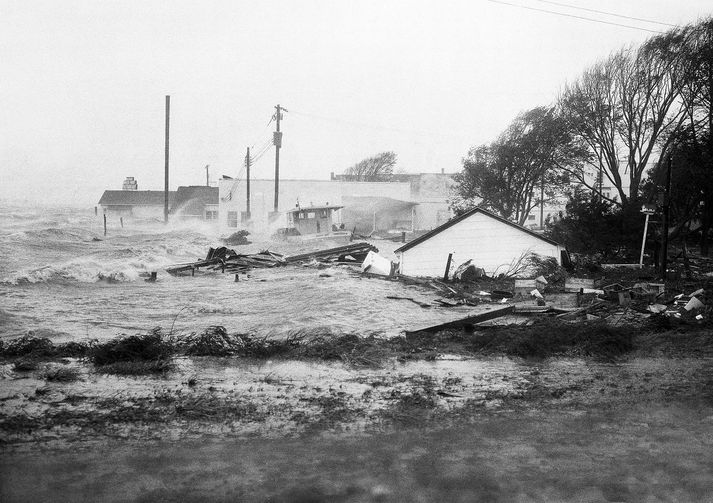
[1,0,711,205]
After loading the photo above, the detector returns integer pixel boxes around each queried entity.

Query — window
[205,211,218,220]
[227,211,238,228]
[307,211,316,219]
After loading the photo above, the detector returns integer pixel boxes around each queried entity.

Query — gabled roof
[395,206,561,253]
[98,190,176,206]
[286,204,344,214]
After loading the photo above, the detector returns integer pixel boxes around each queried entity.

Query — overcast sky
[1,0,711,205]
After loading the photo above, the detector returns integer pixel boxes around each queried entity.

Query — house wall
[398,212,562,277]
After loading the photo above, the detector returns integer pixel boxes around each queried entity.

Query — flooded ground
[2,354,713,501]
[0,205,484,340]
[3,205,713,501]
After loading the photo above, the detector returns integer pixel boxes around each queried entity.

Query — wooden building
[98,190,175,219]
[286,204,343,236]
[395,207,566,278]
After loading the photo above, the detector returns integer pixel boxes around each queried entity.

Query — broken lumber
[284,242,378,264]
[405,305,514,334]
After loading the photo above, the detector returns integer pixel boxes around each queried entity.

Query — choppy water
[0,204,475,341]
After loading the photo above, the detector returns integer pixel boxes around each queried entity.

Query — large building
[218,173,455,235]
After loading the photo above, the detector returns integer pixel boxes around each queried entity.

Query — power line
[290,109,472,141]
[535,0,676,27]
[248,116,276,150]
[485,0,665,34]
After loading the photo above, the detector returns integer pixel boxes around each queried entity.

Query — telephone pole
[273,104,287,212]
[205,165,210,187]
[246,147,251,219]
[164,95,170,224]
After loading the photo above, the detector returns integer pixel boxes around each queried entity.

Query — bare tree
[559,39,688,207]
[343,152,397,181]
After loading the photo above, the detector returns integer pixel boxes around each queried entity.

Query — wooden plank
[405,305,514,334]
[564,277,596,292]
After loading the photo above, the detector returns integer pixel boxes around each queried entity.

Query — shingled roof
[98,190,176,206]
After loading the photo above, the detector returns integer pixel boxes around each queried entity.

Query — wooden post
[639,213,650,268]
[443,253,453,282]
[401,231,406,243]
[94,206,97,216]
[120,217,124,228]
[103,214,107,236]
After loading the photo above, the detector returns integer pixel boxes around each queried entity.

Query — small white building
[395,207,566,278]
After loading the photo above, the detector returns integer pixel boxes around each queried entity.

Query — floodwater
[0,204,480,341]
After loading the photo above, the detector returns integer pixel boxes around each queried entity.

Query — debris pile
[284,242,378,265]
[167,247,286,275]
[166,242,379,276]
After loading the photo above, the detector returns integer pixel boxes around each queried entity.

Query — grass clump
[181,326,245,356]
[0,335,55,358]
[42,364,81,382]
[464,319,634,360]
[89,329,174,375]
[13,359,40,372]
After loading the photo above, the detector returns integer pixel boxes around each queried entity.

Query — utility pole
[273,104,287,212]
[205,165,210,187]
[660,155,673,279]
[246,147,251,219]
[164,95,170,224]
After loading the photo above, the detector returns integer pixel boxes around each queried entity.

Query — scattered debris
[167,247,286,276]
[386,296,432,309]
[361,250,394,276]
[564,277,597,292]
[285,242,378,265]
[222,230,251,246]
[452,260,485,282]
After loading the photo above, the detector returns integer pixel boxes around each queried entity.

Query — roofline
[286,205,344,213]
[395,206,562,253]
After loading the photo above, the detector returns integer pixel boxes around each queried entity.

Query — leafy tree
[646,128,713,255]
[452,106,577,225]
[545,188,642,258]
[343,151,397,181]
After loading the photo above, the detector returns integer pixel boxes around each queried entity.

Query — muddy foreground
[2,324,713,502]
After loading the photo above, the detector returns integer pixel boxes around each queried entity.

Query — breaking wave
[0,216,214,285]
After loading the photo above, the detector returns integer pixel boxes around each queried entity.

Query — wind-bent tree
[343,151,397,181]
[558,35,688,207]
[676,18,713,253]
[452,106,578,225]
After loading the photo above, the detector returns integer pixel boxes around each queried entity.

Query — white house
[395,207,566,278]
